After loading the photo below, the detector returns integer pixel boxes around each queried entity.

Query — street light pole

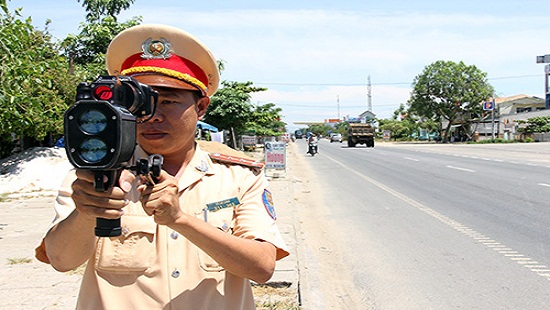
[535,54,550,109]
[491,98,495,142]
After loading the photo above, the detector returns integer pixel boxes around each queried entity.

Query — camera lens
[79,138,108,163]
[79,110,107,134]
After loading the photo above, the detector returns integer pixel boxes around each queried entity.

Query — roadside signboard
[383,130,391,141]
[264,141,286,177]
[242,135,257,150]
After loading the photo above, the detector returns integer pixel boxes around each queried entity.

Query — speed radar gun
[64,76,163,237]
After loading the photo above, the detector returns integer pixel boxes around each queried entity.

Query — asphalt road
[297,139,550,309]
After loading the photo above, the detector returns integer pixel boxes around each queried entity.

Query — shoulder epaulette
[209,153,265,170]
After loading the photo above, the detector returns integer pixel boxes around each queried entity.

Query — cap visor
[132,74,200,92]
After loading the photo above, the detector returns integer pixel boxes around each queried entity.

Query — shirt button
[172,270,180,278]
[170,231,179,239]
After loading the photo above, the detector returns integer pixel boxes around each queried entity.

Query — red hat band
[120,53,208,93]
[106,24,220,96]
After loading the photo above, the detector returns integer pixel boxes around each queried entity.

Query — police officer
[36,24,288,309]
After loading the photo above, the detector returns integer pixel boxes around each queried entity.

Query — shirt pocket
[94,215,156,274]
[196,206,235,272]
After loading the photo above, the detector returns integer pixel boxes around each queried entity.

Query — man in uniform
[35,23,289,309]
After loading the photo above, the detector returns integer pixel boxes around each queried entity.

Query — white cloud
[250,83,411,128]
[17,0,550,129]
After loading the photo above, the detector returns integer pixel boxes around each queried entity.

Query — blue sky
[9,0,550,130]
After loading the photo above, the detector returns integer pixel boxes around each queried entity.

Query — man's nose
[147,106,164,122]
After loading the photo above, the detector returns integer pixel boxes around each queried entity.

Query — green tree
[390,103,440,140]
[378,119,413,141]
[418,118,439,140]
[517,116,550,133]
[205,81,267,136]
[246,103,286,137]
[408,60,494,142]
[78,0,135,22]
[63,0,141,78]
[0,6,76,156]
[305,124,334,137]
[393,103,409,120]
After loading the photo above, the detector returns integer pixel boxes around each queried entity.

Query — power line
[257,73,543,112]
[274,102,398,108]
[253,74,542,87]
[276,103,365,108]
[488,74,540,80]
[254,81,409,86]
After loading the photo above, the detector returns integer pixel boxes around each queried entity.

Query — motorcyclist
[307,133,318,155]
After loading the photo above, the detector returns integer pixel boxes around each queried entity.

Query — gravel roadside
[0,142,301,309]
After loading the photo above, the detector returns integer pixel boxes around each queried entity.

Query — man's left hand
[138,170,182,225]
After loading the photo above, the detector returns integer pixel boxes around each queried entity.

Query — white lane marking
[404,157,419,162]
[446,165,476,173]
[538,183,550,187]
[323,153,548,280]
[405,148,549,168]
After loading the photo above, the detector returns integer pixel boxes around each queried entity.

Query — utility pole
[367,75,372,112]
[337,95,340,120]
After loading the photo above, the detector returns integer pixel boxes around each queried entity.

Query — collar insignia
[196,160,209,172]
[141,37,172,60]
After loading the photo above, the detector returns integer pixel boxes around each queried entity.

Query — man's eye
[161,100,178,105]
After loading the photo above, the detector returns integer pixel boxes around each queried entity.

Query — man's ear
[196,96,210,119]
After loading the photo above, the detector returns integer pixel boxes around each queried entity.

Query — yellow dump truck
[347,123,375,147]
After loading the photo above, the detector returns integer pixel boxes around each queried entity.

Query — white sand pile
[0,147,73,198]
[0,142,258,199]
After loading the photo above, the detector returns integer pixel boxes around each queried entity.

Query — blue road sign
[483,101,494,111]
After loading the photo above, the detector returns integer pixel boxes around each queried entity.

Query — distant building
[295,110,377,129]
[496,94,546,115]
[474,94,549,141]
[358,110,376,123]
[344,110,376,123]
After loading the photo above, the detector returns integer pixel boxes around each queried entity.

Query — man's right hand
[43,168,135,271]
[71,169,134,220]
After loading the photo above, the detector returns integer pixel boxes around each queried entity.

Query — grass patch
[7,257,32,265]
[253,282,300,310]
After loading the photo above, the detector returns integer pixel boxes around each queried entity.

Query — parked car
[330,133,342,143]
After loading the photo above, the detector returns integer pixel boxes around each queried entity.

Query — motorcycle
[307,142,318,156]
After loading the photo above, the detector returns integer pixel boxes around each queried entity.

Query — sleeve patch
[262,189,277,220]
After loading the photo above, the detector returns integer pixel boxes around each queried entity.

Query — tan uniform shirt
[36,144,289,309]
